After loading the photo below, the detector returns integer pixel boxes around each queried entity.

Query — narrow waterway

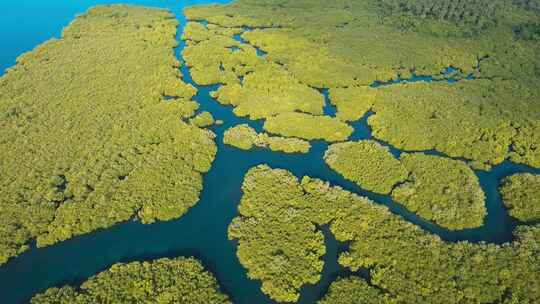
[0,2,540,304]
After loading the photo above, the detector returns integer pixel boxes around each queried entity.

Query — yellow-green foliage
[0,6,217,264]
[185,0,540,86]
[30,257,230,304]
[229,165,326,302]
[223,124,260,150]
[325,141,486,229]
[365,80,540,168]
[211,62,325,119]
[264,112,353,142]
[500,173,540,222]
[182,21,325,120]
[324,140,408,194]
[265,136,311,154]
[223,124,310,153]
[510,120,540,168]
[333,195,540,304]
[182,21,243,43]
[235,165,540,304]
[183,0,540,167]
[318,277,396,304]
[190,111,215,127]
[392,153,486,230]
[328,86,376,121]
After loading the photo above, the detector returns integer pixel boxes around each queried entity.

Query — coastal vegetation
[223,124,311,153]
[210,63,325,120]
[184,0,540,168]
[190,111,215,128]
[228,166,326,302]
[318,277,396,304]
[30,257,230,303]
[365,80,540,169]
[264,112,353,142]
[500,173,540,222]
[324,141,408,194]
[325,141,486,229]
[328,86,376,122]
[0,6,216,264]
[231,165,540,303]
[392,153,486,230]
[376,0,503,33]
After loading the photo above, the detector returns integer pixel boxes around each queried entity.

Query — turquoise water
[1,2,540,303]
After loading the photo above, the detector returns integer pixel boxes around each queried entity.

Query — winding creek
[1,1,540,303]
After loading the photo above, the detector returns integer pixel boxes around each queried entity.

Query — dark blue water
[1,2,540,304]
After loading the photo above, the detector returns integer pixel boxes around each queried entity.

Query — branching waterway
[1,2,540,304]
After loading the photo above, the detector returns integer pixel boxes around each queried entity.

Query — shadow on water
[1,2,540,304]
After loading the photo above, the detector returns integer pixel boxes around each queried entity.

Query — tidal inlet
[0,0,539,303]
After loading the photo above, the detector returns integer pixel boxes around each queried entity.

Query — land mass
[0,5,216,265]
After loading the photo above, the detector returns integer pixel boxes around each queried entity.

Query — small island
[223,124,311,153]
[30,257,230,303]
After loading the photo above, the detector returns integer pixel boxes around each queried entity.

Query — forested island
[0,6,216,264]
[31,257,230,303]
[0,0,539,303]
[229,165,539,303]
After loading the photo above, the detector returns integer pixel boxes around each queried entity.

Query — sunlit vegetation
[318,277,396,304]
[30,257,231,304]
[364,80,540,169]
[184,0,540,168]
[0,6,217,264]
[264,112,353,142]
[328,86,376,122]
[325,141,486,229]
[514,0,540,11]
[265,136,311,154]
[190,111,215,128]
[233,165,540,303]
[324,140,408,194]
[392,153,486,230]
[223,124,311,153]
[182,21,324,120]
[500,173,540,222]
[513,22,540,40]
[211,62,325,119]
[377,0,503,33]
[228,165,326,302]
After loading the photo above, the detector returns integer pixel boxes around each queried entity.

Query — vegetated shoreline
[181,16,540,242]
[1,1,540,304]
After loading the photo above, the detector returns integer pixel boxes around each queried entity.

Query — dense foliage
[30,257,231,304]
[223,124,311,153]
[393,153,486,230]
[325,141,486,229]
[328,86,376,121]
[184,0,540,168]
[500,173,540,222]
[229,166,326,302]
[0,6,216,264]
[324,140,408,194]
[513,22,540,40]
[183,21,324,120]
[190,111,215,127]
[318,277,396,304]
[513,0,540,11]
[211,62,325,120]
[232,165,540,303]
[377,0,502,32]
[365,81,540,169]
[264,112,353,142]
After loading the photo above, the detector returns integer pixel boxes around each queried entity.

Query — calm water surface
[1,1,540,303]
